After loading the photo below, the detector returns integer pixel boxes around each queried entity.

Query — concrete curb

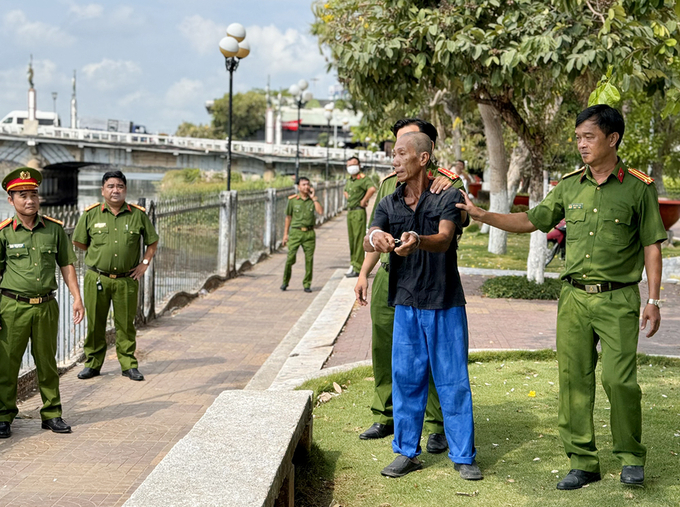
[268,271,358,391]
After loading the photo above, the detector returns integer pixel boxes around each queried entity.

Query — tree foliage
[211,90,267,140]
[312,0,679,171]
[175,122,217,139]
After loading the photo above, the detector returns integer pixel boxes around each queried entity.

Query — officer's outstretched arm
[456,190,536,233]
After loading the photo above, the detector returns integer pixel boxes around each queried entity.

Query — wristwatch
[647,298,661,308]
[142,259,150,265]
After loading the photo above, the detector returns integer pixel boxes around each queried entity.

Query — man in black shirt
[366,132,481,480]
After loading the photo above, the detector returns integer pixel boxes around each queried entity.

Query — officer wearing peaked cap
[0,167,84,438]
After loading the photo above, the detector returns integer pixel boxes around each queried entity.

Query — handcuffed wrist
[407,230,421,248]
[369,229,382,248]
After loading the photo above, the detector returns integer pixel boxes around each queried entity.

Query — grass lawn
[296,351,680,507]
[457,230,680,273]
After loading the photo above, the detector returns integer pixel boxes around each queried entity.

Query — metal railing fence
[11,181,346,375]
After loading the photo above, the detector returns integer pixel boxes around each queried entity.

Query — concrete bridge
[0,124,390,196]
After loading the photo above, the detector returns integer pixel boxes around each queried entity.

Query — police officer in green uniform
[458,105,666,489]
[0,167,84,438]
[73,170,159,382]
[344,158,376,278]
[355,119,467,454]
[281,177,324,293]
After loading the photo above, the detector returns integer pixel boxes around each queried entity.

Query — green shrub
[481,275,563,300]
[510,204,529,213]
[465,221,480,233]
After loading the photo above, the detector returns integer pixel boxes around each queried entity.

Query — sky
[0,0,337,134]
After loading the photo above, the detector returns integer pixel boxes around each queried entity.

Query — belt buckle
[585,284,601,294]
[29,297,41,304]
[300,227,308,232]
[110,274,117,279]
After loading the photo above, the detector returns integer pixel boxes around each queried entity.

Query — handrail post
[264,188,276,253]
[218,190,238,277]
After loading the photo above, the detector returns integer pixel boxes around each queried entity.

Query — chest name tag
[8,243,25,249]
[567,203,584,210]
[94,223,107,228]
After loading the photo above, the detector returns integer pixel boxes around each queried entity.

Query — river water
[0,169,163,217]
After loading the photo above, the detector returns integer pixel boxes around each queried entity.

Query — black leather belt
[380,262,390,273]
[1,290,56,305]
[566,277,636,294]
[88,266,132,279]
[292,226,313,232]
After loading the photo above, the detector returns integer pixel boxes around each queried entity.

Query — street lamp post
[219,23,251,191]
[51,92,58,126]
[323,102,334,181]
[342,117,350,161]
[289,80,313,182]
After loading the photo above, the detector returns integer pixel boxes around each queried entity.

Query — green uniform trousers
[556,283,645,472]
[370,265,444,434]
[83,269,139,371]
[347,209,367,272]
[282,228,316,289]
[0,297,61,422]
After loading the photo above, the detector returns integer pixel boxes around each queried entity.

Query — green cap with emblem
[2,167,42,192]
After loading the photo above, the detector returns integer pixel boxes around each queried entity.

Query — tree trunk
[478,103,510,253]
[526,155,547,283]
[507,138,531,204]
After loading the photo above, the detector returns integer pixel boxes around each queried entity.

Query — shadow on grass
[295,444,340,507]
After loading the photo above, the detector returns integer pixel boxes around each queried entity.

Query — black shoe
[122,368,145,381]
[426,433,448,454]
[0,421,10,438]
[556,469,601,490]
[304,287,312,293]
[77,367,100,379]
[454,461,483,480]
[41,417,72,433]
[345,270,359,278]
[280,284,288,291]
[360,423,394,440]
[381,455,422,478]
[621,466,644,485]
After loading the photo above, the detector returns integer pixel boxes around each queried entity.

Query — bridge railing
[0,123,390,165]
[13,181,347,376]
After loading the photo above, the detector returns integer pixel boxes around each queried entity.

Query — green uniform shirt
[73,202,159,274]
[285,195,317,229]
[370,167,466,264]
[0,215,77,296]
[526,161,667,284]
[344,173,375,209]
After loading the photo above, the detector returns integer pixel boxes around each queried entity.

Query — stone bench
[124,390,313,507]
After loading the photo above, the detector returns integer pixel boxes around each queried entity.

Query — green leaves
[588,81,621,107]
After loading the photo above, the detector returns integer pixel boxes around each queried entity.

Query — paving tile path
[0,213,351,507]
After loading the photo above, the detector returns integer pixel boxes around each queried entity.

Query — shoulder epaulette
[288,194,297,200]
[382,172,397,182]
[562,167,585,179]
[356,173,365,179]
[437,167,461,180]
[43,215,64,226]
[0,218,12,231]
[628,168,654,185]
[130,203,147,212]
[84,202,100,212]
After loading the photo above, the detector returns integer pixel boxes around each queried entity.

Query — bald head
[398,131,432,159]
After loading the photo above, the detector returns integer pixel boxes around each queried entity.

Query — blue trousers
[392,305,476,464]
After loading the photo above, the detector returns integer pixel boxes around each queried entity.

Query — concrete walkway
[0,213,352,507]
[1,209,679,506]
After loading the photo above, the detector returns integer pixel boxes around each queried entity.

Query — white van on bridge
[1,110,60,127]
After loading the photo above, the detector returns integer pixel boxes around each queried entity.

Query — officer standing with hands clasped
[457,105,666,489]
[73,170,158,382]
[0,168,84,438]
[281,177,324,293]
[343,157,376,278]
